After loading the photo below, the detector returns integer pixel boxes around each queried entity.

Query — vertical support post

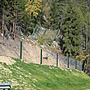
[20,41,22,60]
[75,60,77,69]
[56,53,58,67]
[40,49,42,64]
[67,55,69,68]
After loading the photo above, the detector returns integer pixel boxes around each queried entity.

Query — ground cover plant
[0,57,90,90]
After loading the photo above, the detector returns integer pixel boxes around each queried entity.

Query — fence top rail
[0,82,11,89]
[0,86,10,89]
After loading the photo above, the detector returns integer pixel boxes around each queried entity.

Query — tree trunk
[2,8,4,39]
[86,21,88,51]
[80,27,83,53]
[13,21,15,40]
[13,0,17,40]
[82,60,87,72]
[0,12,1,34]
[86,0,88,52]
[86,56,90,76]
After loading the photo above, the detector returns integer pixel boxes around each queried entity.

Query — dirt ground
[0,56,16,65]
[0,36,58,67]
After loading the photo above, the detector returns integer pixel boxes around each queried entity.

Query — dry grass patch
[0,56,16,65]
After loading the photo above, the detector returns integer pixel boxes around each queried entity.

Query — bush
[38,35,45,45]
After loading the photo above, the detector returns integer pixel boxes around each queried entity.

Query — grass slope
[0,58,90,90]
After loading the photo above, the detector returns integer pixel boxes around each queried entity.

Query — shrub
[38,35,45,45]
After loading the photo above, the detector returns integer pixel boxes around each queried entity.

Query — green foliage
[76,50,90,61]
[25,0,42,17]
[49,0,59,30]
[38,35,45,45]
[0,57,90,89]
[61,3,81,56]
[47,41,52,46]
[87,42,90,53]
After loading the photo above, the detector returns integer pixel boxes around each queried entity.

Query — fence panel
[69,58,76,69]
[77,60,82,71]
[0,36,82,71]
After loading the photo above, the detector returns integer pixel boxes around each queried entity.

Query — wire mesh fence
[59,54,82,70]
[0,36,20,58]
[0,36,82,71]
[32,25,59,41]
[43,49,82,71]
[31,25,82,71]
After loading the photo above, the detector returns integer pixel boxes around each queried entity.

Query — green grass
[0,57,90,90]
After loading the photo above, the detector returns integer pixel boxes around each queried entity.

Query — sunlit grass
[0,57,90,90]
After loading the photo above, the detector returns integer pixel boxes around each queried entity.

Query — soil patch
[0,56,16,65]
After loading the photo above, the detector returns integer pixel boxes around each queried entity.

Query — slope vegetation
[0,56,90,90]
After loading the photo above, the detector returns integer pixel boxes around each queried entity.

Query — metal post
[40,49,42,64]
[56,53,58,67]
[75,60,77,69]
[20,41,22,60]
[67,55,69,68]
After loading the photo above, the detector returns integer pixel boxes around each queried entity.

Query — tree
[17,0,43,35]
[41,2,51,28]
[61,3,81,56]
[49,0,59,30]
[25,0,42,17]
[0,0,10,39]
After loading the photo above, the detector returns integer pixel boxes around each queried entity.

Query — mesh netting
[32,25,59,41]
[31,25,82,70]
[44,49,82,71]
[59,55,82,70]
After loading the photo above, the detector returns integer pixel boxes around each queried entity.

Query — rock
[51,41,60,49]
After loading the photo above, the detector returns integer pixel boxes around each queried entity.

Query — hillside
[0,37,57,66]
[0,0,90,78]
[0,56,90,90]
[0,36,84,71]
[0,37,72,69]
